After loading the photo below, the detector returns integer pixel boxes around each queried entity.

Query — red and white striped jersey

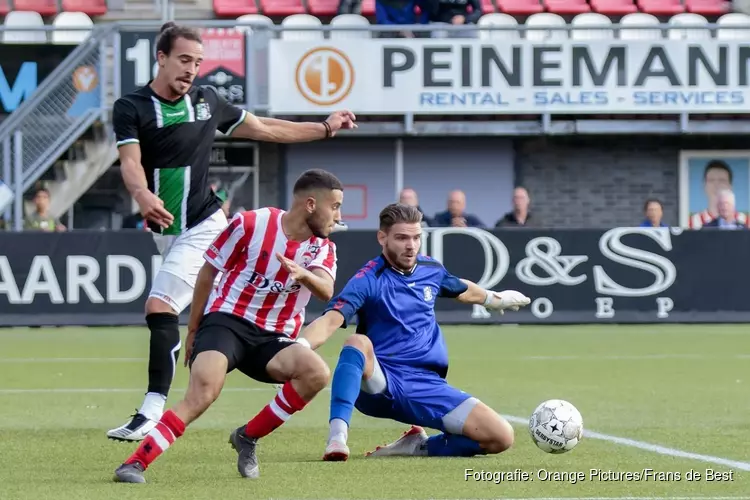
[689,210,749,229]
[203,207,337,338]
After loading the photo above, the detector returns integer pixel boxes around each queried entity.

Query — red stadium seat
[496,0,544,15]
[307,0,339,16]
[360,0,375,15]
[62,0,107,15]
[544,0,591,13]
[481,0,497,12]
[637,0,685,14]
[213,0,260,15]
[0,0,9,15]
[14,0,58,15]
[591,0,638,14]
[685,0,728,14]
[260,0,306,15]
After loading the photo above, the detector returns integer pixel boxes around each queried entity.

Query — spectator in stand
[689,160,749,229]
[639,198,668,228]
[24,188,65,232]
[399,187,432,226]
[425,0,482,36]
[337,0,362,14]
[376,0,431,38]
[701,189,747,230]
[496,186,538,228]
[432,189,484,227]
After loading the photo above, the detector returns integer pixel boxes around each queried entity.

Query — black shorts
[189,312,297,384]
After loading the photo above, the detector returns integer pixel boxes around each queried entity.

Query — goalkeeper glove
[483,289,530,314]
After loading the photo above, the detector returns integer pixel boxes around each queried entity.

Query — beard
[306,212,329,239]
[384,244,416,272]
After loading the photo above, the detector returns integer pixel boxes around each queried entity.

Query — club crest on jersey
[195,102,212,121]
[301,245,322,267]
[423,286,433,302]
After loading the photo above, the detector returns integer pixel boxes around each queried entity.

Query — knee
[483,420,515,454]
[145,297,177,315]
[186,376,222,411]
[297,351,331,393]
[343,333,373,356]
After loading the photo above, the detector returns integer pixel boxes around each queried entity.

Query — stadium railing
[0,20,749,227]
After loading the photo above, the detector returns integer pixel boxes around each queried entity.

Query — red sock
[244,381,308,438]
[124,410,186,469]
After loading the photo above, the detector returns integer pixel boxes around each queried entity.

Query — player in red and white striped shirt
[114,169,344,484]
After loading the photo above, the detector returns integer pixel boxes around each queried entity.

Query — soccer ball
[528,399,583,453]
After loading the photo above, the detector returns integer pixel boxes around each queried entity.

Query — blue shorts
[354,357,474,433]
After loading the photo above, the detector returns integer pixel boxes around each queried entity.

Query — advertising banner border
[2,228,750,327]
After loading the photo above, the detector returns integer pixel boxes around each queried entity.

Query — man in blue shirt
[296,203,530,461]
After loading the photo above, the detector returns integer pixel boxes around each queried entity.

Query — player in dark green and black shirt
[107,21,356,443]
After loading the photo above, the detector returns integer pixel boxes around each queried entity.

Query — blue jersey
[324,254,468,377]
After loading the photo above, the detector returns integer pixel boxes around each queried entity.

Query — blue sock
[329,346,366,425]
[425,433,484,457]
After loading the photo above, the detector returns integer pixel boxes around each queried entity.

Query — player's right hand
[486,290,531,313]
[135,190,174,229]
[184,326,197,367]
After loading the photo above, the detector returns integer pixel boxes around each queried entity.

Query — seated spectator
[399,188,432,226]
[432,189,484,227]
[122,211,146,230]
[425,0,482,34]
[639,198,668,228]
[496,186,538,227]
[376,0,430,38]
[24,188,65,232]
[337,0,362,13]
[702,189,748,230]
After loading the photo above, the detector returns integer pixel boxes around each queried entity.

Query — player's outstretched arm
[453,278,530,313]
[297,310,345,350]
[229,110,357,143]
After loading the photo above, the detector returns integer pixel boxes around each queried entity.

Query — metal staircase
[0,24,118,230]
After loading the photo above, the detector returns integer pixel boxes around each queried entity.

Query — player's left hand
[276,252,309,281]
[485,290,530,314]
[325,110,357,136]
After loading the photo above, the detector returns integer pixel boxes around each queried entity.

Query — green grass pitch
[1,324,749,500]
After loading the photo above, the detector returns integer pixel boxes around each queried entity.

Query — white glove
[483,290,530,314]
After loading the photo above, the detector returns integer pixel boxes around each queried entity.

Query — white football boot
[323,439,350,461]
[106,411,158,442]
[365,426,428,457]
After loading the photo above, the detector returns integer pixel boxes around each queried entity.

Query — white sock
[139,392,167,421]
[328,418,348,444]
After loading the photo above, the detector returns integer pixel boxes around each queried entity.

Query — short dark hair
[704,160,732,183]
[643,198,662,211]
[379,203,422,232]
[156,22,202,57]
[293,169,343,194]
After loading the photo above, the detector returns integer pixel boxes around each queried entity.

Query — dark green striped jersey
[112,83,246,235]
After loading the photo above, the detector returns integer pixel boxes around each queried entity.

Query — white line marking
[1,354,748,364]
[505,415,750,472]
[0,387,270,394]
[269,498,750,500]
[2,387,749,472]
[522,355,717,361]
[0,358,147,363]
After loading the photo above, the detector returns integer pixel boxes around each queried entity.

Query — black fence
[0,227,746,326]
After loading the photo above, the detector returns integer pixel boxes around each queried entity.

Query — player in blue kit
[295,203,530,461]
